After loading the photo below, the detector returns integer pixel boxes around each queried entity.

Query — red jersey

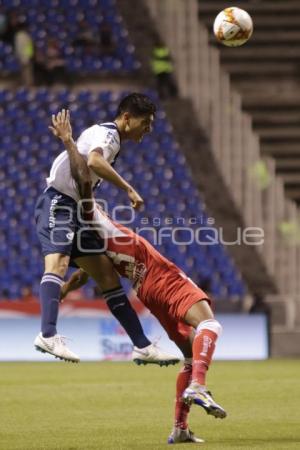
[94,207,209,326]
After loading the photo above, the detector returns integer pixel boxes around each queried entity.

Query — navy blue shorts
[35,187,105,261]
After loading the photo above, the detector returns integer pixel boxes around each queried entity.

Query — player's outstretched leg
[132,343,180,366]
[182,302,226,418]
[183,383,226,419]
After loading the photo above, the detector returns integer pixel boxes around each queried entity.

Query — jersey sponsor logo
[49,194,62,229]
[105,250,147,289]
[133,262,147,291]
[106,250,135,280]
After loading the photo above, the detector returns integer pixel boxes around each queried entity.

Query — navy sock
[103,287,151,348]
[40,273,64,338]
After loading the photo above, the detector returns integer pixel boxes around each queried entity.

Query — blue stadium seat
[0,88,246,299]
[0,0,138,75]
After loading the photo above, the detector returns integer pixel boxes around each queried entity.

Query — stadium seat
[0,88,246,299]
[0,0,138,76]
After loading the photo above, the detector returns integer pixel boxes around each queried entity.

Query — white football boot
[168,427,204,444]
[34,332,80,363]
[183,382,227,418]
[132,343,180,366]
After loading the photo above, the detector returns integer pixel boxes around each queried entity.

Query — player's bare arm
[87,150,144,210]
[49,109,94,214]
[49,109,92,193]
[50,110,143,210]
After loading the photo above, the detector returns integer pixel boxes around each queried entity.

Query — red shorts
[138,267,210,345]
[153,313,193,346]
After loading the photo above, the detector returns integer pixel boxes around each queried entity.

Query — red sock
[192,329,218,385]
[174,363,192,429]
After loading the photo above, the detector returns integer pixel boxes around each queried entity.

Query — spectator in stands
[73,20,99,56]
[151,37,177,99]
[34,38,66,86]
[73,20,116,58]
[1,9,20,45]
[0,7,7,39]
[99,21,116,56]
[14,22,34,86]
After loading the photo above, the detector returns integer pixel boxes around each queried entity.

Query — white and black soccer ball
[213,7,253,47]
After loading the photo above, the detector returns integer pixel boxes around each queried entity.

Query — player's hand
[49,109,72,142]
[127,187,144,210]
[59,283,68,303]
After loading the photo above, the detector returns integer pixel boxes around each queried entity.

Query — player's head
[115,93,156,142]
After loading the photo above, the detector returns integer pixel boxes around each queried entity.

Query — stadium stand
[1,0,299,355]
[0,0,139,76]
[144,0,300,354]
[198,0,300,205]
[0,87,246,300]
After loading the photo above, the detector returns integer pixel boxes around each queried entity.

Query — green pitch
[0,360,299,450]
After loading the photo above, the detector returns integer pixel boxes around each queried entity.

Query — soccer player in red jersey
[52,109,227,444]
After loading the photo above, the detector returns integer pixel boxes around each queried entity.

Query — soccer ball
[213,7,253,47]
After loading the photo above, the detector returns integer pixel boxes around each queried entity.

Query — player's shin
[103,287,151,348]
[192,319,222,386]
[174,359,192,429]
[39,273,64,337]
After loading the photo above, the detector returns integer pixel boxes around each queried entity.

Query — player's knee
[196,319,223,337]
[44,254,69,278]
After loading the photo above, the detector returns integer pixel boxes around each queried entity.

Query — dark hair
[115,93,156,118]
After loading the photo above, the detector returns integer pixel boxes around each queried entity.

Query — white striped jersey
[46,122,120,201]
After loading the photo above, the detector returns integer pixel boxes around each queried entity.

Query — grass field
[0,360,299,450]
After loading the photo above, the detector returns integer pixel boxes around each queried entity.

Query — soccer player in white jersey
[34,94,178,366]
